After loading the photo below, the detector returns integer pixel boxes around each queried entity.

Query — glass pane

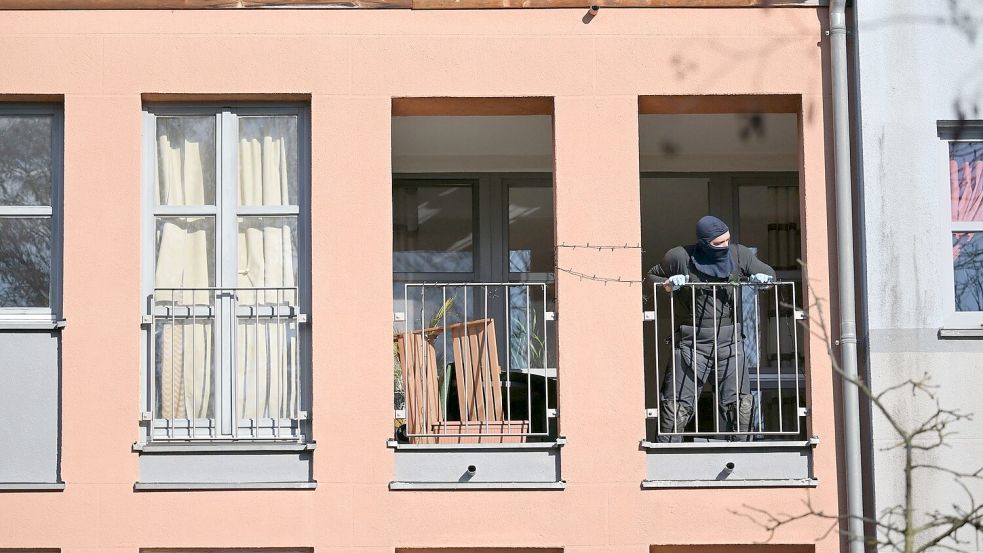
[738,185,800,270]
[0,217,51,307]
[954,232,983,311]
[508,186,554,273]
[238,116,299,207]
[950,142,983,223]
[154,315,216,421]
[155,116,216,206]
[154,217,215,298]
[508,284,555,371]
[237,217,298,301]
[393,184,474,273]
[0,116,52,206]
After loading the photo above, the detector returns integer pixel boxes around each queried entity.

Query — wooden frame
[0,0,824,8]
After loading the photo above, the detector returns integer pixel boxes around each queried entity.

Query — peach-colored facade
[0,7,839,553]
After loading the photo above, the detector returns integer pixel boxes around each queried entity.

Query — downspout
[829,1,865,552]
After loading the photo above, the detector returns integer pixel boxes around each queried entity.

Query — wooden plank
[639,94,801,115]
[393,97,553,117]
[399,549,563,553]
[651,547,814,553]
[0,0,240,7]
[427,420,529,443]
[142,93,311,103]
[244,0,411,7]
[0,0,821,7]
[412,0,819,7]
[396,331,442,444]
[0,94,63,103]
[450,319,504,422]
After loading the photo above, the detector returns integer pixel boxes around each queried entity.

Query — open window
[388,98,562,490]
[637,97,814,488]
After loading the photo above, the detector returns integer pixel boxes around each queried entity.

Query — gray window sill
[133,440,315,453]
[640,438,818,450]
[0,482,65,492]
[641,478,818,489]
[134,481,316,491]
[938,327,983,339]
[0,319,66,331]
[389,481,566,491]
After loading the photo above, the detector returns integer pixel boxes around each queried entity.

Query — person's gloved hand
[749,273,774,284]
[664,274,689,291]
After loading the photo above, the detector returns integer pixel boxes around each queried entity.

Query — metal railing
[395,282,555,443]
[648,281,805,440]
[147,286,305,442]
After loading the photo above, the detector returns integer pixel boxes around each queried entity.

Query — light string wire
[554,242,645,286]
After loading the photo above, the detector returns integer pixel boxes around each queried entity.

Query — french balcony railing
[647,281,806,440]
[146,286,306,442]
[394,282,556,444]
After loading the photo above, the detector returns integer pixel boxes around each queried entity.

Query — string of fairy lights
[553,242,646,286]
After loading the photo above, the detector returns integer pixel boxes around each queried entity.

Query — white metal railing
[648,281,805,440]
[147,286,305,442]
[395,282,555,443]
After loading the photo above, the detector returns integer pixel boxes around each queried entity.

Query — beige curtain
[236,118,299,421]
[155,130,214,421]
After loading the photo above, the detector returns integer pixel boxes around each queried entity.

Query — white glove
[749,273,774,284]
[665,274,689,291]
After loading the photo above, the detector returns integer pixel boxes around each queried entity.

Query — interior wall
[392,113,798,174]
[639,113,799,172]
[392,115,553,173]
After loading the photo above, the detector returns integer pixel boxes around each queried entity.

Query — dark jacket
[647,244,775,328]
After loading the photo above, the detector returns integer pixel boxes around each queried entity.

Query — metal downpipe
[829,1,865,551]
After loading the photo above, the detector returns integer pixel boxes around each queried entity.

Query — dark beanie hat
[691,215,734,278]
[696,215,729,242]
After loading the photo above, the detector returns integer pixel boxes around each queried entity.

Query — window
[0,105,62,326]
[940,121,983,323]
[141,105,310,442]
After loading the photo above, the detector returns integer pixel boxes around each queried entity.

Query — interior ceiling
[391,113,799,173]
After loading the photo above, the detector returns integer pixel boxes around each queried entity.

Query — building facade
[853,0,983,549]
[0,3,845,552]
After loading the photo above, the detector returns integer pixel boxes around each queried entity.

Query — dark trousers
[657,324,753,442]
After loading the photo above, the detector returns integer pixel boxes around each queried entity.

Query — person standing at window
[647,215,775,442]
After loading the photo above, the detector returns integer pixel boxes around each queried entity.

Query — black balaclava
[691,215,734,278]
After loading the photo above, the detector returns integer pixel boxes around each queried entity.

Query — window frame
[139,102,312,443]
[938,121,983,328]
[0,103,64,329]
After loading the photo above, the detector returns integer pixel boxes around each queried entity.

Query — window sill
[0,482,65,492]
[389,481,566,491]
[134,481,316,491]
[938,327,983,339]
[0,318,65,331]
[133,440,315,453]
[639,438,818,450]
[641,478,818,489]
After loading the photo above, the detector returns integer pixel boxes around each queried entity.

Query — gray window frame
[0,103,64,329]
[139,102,312,443]
[392,172,555,286]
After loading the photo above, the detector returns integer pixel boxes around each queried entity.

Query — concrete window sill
[134,481,316,491]
[0,482,65,492]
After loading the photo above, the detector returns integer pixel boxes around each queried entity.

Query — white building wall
[855,1,983,549]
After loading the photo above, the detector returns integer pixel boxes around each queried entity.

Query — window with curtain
[144,106,309,442]
[0,105,61,324]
